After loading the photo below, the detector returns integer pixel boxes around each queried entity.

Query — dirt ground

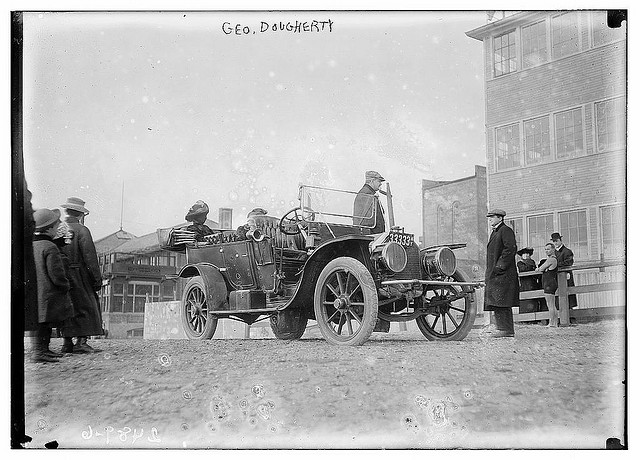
[22,318,626,449]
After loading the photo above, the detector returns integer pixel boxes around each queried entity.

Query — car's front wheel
[181,276,218,340]
[415,270,476,341]
[313,257,378,346]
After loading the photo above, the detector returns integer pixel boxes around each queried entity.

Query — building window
[493,30,516,77]
[524,116,550,165]
[437,205,450,244]
[161,281,176,301]
[528,214,554,261]
[601,204,625,259]
[592,11,626,47]
[100,285,110,313]
[555,108,584,158]
[522,20,548,68]
[596,97,626,153]
[495,124,521,170]
[558,209,589,260]
[112,281,125,313]
[219,208,233,229]
[551,12,580,59]
[505,218,524,250]
[127,282,160,313]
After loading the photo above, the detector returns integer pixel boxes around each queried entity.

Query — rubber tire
[269,309,308,340]
[415,269,476,341]
[181,276,218,340]
[313,257,378,346]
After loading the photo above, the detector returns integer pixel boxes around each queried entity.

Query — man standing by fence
[483,209,519,338]
[551,232,578,324]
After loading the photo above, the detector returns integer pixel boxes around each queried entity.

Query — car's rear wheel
[181,276,218,340]
[269,309,308,340]
[415,270,476,341]
[313,257,378,346]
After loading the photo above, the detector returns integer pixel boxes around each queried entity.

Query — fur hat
[185,200,209,222]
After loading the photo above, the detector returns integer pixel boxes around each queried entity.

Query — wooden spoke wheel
[313,257,378,346]
[181,276,218,340]
[415,270,476,341]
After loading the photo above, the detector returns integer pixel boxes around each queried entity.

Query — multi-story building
[466,10,626,307]
[422,165,487,280]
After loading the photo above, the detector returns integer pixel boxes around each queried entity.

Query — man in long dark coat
[484,209,519,337]
[59,197,103,353]
[551,232,578,323]
[353,170,386,234]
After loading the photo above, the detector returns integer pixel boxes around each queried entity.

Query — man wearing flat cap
[353,171,386,234]
[59,197,104,353]
[184,200,215,242]
[484,209,519,338]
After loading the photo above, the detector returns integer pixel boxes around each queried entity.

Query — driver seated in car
[353,170,386,234]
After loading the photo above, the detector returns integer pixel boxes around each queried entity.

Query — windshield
[298,185,381,228]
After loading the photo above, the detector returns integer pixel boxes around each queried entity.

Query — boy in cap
[59,197,104,353]
[31,208,74,362]
[483,209,519,338]
[353,171,386,233]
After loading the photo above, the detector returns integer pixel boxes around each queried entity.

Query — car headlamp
[422,247,457,277]
[380,241,408,273]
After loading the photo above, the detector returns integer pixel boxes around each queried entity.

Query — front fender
[285,236,374,318]
[178,263,229,311]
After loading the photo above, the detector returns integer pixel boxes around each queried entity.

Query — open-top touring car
[157,182,483,346]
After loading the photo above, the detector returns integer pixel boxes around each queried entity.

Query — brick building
[422,165,487,280]
[466,11,626,308]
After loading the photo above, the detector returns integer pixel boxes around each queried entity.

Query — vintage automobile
[157,183,483,346]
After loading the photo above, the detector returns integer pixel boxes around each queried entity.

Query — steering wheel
[279,206,315,235]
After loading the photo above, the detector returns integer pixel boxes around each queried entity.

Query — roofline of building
[422,165,486,190]
[465,11,548,41]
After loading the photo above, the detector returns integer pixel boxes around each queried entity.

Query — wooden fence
[515,259,625,325]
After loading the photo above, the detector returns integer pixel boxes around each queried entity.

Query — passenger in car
[353,170,386,233]
[184,200,215,241]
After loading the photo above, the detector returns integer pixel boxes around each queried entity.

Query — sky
[22,10,488,240]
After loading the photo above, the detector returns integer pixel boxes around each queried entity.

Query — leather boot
[74,337,101,354]
[31,336,59,363]
[61,338,74,354]
[43,335,63,358]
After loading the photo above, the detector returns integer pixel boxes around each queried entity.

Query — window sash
[495,124,521,170]
[551,12,580,59]
[524,116,550,165]
[527,214,555,260]
[494,31,517,77]
[596,97,626,153]
[601,205,625,258]
[522,20,548,68]
[555,108,584,158]
[592,11,626,46]
[506,218,524,249]
[558,210,589,260]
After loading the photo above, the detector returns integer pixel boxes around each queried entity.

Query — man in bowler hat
[483,209,519,337]
[59,197,103,353]
[353,170,386,234]
[551,232,578,323]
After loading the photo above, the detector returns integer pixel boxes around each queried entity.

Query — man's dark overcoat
[484,221,520,310]
[32,235,73,324]
[555,244,578,308]
[60,216,104,337]
[353,184,385,233]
